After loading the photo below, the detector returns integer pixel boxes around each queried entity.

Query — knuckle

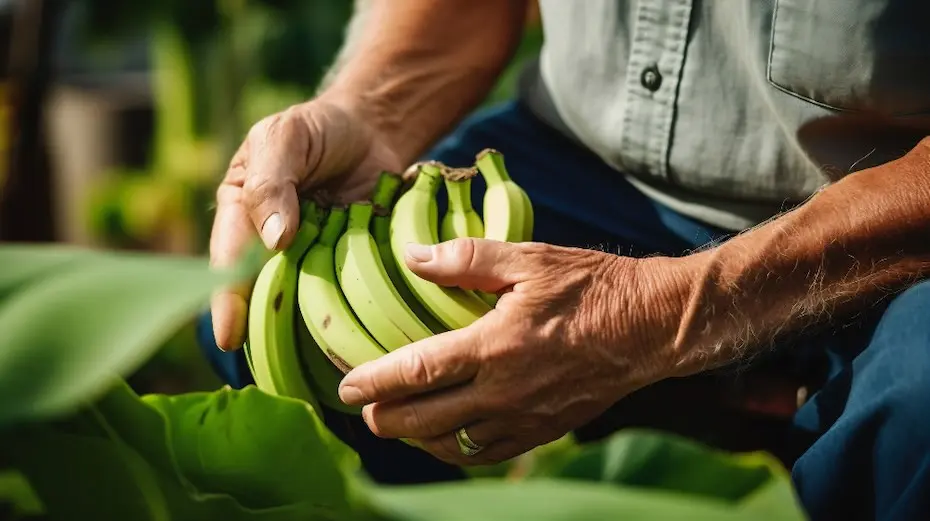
[404,405,432,437]
[241,174,281,207]
[215,183,240,206]
[518,241,550,254]
[249,113,280,139]
[401,349,436,387]
[444,238,480,274]
[273,107,305,138]
[227,149,248,173]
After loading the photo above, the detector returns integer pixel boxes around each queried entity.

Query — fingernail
[339,385,365,405]
[261,213,285,249]
[405,243,433,262]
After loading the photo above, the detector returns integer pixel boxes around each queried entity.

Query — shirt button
[641,64,662,92]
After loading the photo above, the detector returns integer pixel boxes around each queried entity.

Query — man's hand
[336,238,687,466]
[207,0,528,352]
[209,96,404,351]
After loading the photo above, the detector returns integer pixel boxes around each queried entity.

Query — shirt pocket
[767,0,930,116]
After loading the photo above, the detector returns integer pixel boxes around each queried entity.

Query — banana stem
[413,162,443,194]
[300,199,319,223]
[371,206,390,240]
[372,171,404,209]
[347,201,374,230]
[319,205,349,246]
[442,167,478,213]
[475,148,511,185]
[283,200,320,260]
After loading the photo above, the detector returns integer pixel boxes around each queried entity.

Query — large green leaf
[0,244,255,426]
[4,379,364,520]
[0,246,99,299]
[550,429,798,506]
[365,478,782,521]
[143,385,360,511]
[361,430,808,521]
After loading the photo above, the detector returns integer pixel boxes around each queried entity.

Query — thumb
[241,113,309,251]
[404,238,529,293]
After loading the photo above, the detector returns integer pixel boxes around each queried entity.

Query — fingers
[338,327,481,406]
[404,238,535,293]
[361,384,485,439]
[417,428,525,467]
[241,112,310,251]
[208,110,311,349]
[209,147,258,350]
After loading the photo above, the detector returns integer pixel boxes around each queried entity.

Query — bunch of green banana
[336,199,438,351]
[297,204,389,372]
[388,162,493,330]
[243,150,534,418]
[371,172,448,336]
[244,200,324,412]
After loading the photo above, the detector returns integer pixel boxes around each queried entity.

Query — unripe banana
[440,166,484,242]
[297,205,388,372]
[246,200,323,411]
[335,201,434,351]
[292,303,362,415]
[371,171,448,335]
[389,162,492,330]
[438,166,497,306]
[475,148,534,243]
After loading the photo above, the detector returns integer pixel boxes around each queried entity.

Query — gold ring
[455,426,483,456]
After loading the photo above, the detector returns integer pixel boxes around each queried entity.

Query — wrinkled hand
[209,96,404,350]
[337,238,683,466]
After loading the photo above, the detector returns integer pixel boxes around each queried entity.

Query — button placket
[617,0,694,182]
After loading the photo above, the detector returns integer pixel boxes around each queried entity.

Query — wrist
[577,252,695,395]
[620,253,709,381]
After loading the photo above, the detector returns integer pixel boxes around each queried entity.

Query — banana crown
[412,162,443,195]
[372,171,404,208]
[442,167,478,213]
[318,206,348,247]
[346,202,375,231]
[475,148,511,185]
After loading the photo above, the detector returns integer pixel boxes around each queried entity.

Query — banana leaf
[0,243,261,426]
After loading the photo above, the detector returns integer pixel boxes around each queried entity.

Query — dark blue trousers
[197,100,930,521]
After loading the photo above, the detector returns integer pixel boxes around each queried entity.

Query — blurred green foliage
[70,0,540,254]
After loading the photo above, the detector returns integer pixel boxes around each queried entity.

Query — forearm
[321,0,529,165]
[666,137,930,374]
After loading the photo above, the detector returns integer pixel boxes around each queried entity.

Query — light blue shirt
[519,0,930,230]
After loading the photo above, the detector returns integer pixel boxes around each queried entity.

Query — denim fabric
[198,101,930,519]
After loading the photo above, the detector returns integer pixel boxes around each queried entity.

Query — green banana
[335,201,434,351]
[292,301,362,415]
[440,166,485,242]
[371,171,448,335]
[245,200,323,412]
[475,148,534,243]
[297,205,388,372]
[389,162,493,330]
[438,165,497,306]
